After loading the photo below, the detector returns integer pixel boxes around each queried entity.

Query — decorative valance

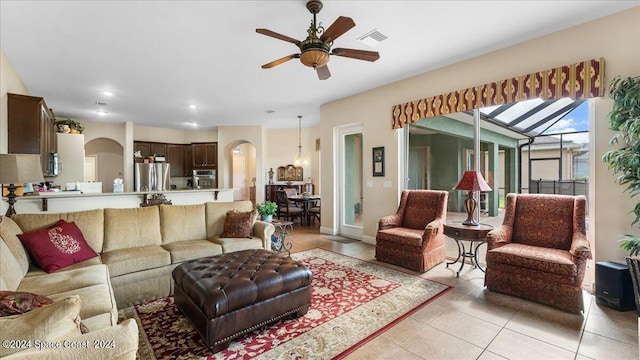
[391,58,604,129]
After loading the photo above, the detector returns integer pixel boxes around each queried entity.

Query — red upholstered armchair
[376,190,448,272]
[485,193,592,313]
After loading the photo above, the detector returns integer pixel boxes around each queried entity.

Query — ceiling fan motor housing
[300,38,330,68]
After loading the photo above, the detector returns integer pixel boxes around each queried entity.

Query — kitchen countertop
[21,188,232,198]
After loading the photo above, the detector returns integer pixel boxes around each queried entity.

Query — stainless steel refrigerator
[134,163,170,192]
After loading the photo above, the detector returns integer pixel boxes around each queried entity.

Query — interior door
[338,124,363,239]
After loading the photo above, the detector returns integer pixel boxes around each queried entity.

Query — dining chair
[275,190,304,224]
[308,200,320,225]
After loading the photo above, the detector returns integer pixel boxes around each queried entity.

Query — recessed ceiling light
[102,91,113,97]
[189,104,197,110]
[183,121,198,127]
[97,110,107,116]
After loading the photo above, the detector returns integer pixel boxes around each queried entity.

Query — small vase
[261,214,273,222]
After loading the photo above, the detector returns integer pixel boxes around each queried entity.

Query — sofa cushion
[12,209,105,255]
[210,237,264,253]
[221,210,255,239]
[376,227,424,247]
[0,291,53,316]
[159,204,207,244]
[24,256,103,277]
[18,264,118,329]
[162,240,223,263]
[0,216,30,276]
[205,201,254,238]
[101,246,171,277]
[0,295,83,357]
[0,239,23,291]
[18,220,98,273]
[104,206,162,252]
[487,243,577,276]
[18,264,113,298]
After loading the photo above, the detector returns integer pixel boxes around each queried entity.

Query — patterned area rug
[119,249,451,359]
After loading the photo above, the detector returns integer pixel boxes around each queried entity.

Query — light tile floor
[285,214,639,360]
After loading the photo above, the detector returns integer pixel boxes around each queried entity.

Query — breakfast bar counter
[1,188,235,214]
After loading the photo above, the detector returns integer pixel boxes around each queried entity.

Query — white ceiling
[1,1,638,130]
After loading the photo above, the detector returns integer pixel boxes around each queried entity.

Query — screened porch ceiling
[409,97,587,141]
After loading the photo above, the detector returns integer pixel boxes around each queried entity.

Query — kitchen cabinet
[151,143,167,157]
[8,93,57,176]
[134,141,167,158]
[134,142,151,159]
[167,144,192,177]
[192,142,217,169]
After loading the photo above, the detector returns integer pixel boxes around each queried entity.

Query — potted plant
[256,201,277,222]
[602,75,640,314]
[54,118,85,134]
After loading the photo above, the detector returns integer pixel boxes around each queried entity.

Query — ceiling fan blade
[261,54,300,69]
[320,16,355,43]
[331,48,380,62]
[316,65,331,80]
[256,29,301,47]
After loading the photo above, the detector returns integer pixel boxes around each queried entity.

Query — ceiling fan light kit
[256,0,380,80]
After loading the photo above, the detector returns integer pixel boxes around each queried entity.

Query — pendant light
[294,115,309,166]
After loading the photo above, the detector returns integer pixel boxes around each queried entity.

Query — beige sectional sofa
[0,200,274,359]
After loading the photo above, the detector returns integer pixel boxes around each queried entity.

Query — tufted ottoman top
[172,249,312,319]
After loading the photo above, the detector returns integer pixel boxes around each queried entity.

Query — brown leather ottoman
[172,249,312,352]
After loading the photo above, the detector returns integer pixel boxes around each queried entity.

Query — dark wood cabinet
[151,143,167,157]
[8,93,57,176]
[185,146,193,176]
[135,141,200,177]
[192,142,217,169]
[265,184,314,202]
[134,142,152,158]
[167,144,192,177]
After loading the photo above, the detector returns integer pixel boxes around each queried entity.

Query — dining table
[287,194,321,226]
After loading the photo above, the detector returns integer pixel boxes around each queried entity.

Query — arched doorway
[229,142,257,203]
[84,138,124,193]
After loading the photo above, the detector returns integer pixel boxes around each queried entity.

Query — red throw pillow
[0,291,53,317]
[221,210,255,239]
[0,291,90,333]
[18,220,98,273]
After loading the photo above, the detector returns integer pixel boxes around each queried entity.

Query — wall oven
[193,169,216,189]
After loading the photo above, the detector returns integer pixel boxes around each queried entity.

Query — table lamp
[0,154,44,217]
[453,170,492,226]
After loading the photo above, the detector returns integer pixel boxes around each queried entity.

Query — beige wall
[133,124,218,144]
[320,7,640,262]
[0,48,29,153]
[265,126,321,191]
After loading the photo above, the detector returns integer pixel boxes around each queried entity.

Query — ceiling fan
[256,0,380,80]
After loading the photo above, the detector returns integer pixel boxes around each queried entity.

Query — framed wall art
[372,147,385,177]
[277,164,304,181]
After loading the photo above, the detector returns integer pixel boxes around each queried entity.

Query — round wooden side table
[443,222,493,278]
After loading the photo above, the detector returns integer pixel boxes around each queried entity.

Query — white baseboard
[362,235,376,245]
[319,226,337,235]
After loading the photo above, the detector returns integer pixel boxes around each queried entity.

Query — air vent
[96,101,108,106]
[358,29,387,47]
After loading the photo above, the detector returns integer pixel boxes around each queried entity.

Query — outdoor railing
[530,179,588,197]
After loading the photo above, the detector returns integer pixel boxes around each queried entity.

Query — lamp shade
[0,154,45,184]
[453,171,492,192]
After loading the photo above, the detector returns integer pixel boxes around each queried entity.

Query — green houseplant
[256,201,277,222]
[54,118,85,134]
[602,76,640,254]
[602,75,640,314]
